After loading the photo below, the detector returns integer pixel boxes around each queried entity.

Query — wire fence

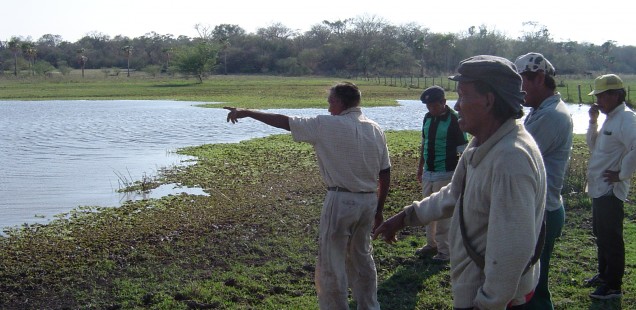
[356,75,633,105]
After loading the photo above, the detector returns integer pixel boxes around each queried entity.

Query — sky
[3,0,636,47]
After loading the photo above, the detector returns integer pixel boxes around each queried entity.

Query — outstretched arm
[224,107,291,131]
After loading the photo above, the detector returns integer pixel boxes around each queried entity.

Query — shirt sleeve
[289,116,320,144]
[618,114,636,181]
[587,122,599,153]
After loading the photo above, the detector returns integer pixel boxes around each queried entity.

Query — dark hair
[521,72,557,91]
[331,82,361,108]
[473,80,524,120]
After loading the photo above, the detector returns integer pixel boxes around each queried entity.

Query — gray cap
[449,55,525,114]
[420,85,445,104]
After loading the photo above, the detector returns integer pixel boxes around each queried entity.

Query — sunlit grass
[0,131,634,309]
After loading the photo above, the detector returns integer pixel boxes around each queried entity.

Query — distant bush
[33,60,56,76]
[143,64,162,77]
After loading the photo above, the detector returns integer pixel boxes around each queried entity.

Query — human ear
[485,92,496,110]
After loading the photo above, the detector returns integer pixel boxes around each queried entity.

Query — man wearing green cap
[514,52,573,309]
[585,74,636,299]
[374,55,546,309]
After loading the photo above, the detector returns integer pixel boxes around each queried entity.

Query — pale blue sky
[3,0,635,46]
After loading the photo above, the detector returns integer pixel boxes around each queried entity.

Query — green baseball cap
[588,74,624,95]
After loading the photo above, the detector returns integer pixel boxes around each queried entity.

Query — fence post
[577,85,583,103]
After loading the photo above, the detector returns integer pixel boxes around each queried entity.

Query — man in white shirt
[225,82,391,310]
[585,74,636,299]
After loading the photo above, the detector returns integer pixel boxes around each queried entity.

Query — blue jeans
[526,205,565,310]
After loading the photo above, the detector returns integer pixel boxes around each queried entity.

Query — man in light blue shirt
[515,52,573,309]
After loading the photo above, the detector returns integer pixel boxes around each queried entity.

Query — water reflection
[0,100,602,230]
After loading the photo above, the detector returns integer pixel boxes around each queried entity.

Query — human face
[327,91,345,115]
[453,82,492,136]
[425,100,447,117]
[520,73,541,108]
[595,91,621,114]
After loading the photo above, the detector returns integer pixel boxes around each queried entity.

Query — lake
[0,99,601,231]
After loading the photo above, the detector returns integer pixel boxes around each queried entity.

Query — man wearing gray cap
[514,52,573,309]
[374,55,546,309]
[415,85,468,262]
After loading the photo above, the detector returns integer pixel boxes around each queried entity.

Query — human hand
[589,104,600,123]
[603,170,620,183]
[224,106,247,124]
[372,211,405,244]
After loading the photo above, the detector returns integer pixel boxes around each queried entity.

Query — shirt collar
[467,119,518,168]
[339,107,362,115]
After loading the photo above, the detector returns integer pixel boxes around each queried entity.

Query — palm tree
[77,48,87,78]
[8,38,20,76]
[121,45,133,77]
[21,43,37,76]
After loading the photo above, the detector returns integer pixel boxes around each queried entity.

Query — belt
[327,186,375,194]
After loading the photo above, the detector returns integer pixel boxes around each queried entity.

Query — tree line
[1,16,635,81]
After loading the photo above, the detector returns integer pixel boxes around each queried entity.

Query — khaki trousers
[422,178,452,256]
[315,190,380,310]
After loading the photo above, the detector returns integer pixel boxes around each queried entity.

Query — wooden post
[577,85,583,103]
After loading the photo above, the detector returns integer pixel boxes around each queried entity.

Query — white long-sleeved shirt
[586,103,636,201]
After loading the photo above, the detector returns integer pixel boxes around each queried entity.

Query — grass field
[1,70,635,106]
[0,132,634,309]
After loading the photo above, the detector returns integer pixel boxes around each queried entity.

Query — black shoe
[589,285,622,299]
[584,274,606,287]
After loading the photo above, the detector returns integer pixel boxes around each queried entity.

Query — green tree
[174,42,217,83]
[8,37,21,76]
[213,24,245,75]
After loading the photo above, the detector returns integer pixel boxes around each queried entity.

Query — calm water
[0,100,601,230]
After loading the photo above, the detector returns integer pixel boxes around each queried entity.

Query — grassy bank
[0,73,423,108]
[1,132,634,309]
[1,72,634,107]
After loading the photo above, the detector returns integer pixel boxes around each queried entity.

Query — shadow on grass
[373,256,451,309]
[589,298,622,310]
[151,83,198,88]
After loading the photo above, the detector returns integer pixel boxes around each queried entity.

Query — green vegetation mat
[1,132,634,309]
